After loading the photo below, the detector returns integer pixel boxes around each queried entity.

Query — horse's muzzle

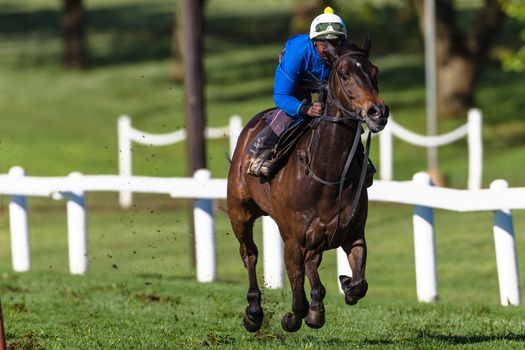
[365,103,389,133]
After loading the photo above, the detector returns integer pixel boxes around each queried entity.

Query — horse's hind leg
[340,233,368,305]
[281,241,309,332]
[304,251,326,329]
[230,209,263,332]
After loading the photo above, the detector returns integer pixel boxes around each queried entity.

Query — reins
[304,50,373,247]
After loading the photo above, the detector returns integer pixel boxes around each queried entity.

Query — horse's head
[325,37,389,133]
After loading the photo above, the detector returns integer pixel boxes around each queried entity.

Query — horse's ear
[324,41,340,63]
[362,34,372,56]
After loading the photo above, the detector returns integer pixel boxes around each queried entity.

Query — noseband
[305,50,373,247]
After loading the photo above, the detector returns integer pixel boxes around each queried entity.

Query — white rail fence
[379,108,483,189]
[118,115,243,208]
[119,107,483,211]
[1,167,522,305]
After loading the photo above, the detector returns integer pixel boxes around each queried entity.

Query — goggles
[314,22,345,33]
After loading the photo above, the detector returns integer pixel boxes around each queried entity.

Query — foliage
[500,0,525,71]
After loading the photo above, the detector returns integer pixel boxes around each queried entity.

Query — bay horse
[227,38,389,332]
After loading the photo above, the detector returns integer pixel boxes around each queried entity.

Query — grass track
[1,0,525,348]
[1,201,524,349]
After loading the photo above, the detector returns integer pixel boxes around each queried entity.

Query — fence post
[379,118,393,181]
[337,247,352,293]
[118,115,133,208]
[66,172,88,275]
[229,115,242,157]
[8,166,30,272]
[193,169,216,282]
[490,179,521,306]
[412,172,438,302]
[262,216,284,288]
[467,108,483,190]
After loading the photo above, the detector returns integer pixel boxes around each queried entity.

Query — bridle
[321,50,370,122]
[305,50,374,247]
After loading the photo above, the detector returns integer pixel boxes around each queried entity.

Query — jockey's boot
[247,125,279,177]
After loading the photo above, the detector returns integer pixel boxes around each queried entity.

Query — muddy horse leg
[339,234,368,305]
[304,252,326,329]
[230,212,263,332]
[281,241,309,332]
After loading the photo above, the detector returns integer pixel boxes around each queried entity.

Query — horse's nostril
[367,105,381,118]
[367,104,389,120]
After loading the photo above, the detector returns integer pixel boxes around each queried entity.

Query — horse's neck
[309,104,360,179]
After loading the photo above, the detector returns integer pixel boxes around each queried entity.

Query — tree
[412,0,505,118]
[290,0,330,35]
[180,0,207,269]
[62,0,87,69]
[500,0,525,71]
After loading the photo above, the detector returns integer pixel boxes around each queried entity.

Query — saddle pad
[263,108,295,136]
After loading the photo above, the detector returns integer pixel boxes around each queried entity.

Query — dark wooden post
[182,0,206,173]
[62,0,87,69]
[181,0,206,268]
[0,298,6,350]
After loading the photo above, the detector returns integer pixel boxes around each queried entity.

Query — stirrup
[248,150,273,177]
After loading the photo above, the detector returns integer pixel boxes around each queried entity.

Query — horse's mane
[342,41,364,53]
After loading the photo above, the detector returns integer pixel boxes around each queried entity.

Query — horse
[227,38,389,332]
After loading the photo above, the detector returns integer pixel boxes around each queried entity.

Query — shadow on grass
[423,332,525,345]
[477,64,525,124]
[1,2,523,68]
[354,332,525,347]
[0,3,289,68]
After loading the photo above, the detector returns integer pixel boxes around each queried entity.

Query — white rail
[117,115,243,208]
[1,167,521,305]
[379,108,483,189]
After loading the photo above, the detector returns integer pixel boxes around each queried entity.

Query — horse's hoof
[281,312,302,332]
[344,279,368,305]
[344,294,358,305]
[243,307,263,333]
[304,308,325,329]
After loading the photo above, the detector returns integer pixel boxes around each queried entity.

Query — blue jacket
[274,34,330,118]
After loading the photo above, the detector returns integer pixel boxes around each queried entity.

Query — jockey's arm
[273,61,305,118]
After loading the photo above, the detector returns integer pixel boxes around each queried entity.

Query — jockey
[248,7,375,184]
[274,6,347,120]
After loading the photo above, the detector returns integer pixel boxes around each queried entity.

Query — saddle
[261,108,311,177]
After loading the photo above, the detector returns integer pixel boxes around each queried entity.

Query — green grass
[1,201,524,349]
[1,0,525,348]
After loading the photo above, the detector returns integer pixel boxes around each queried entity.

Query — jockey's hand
[300,102,324,118]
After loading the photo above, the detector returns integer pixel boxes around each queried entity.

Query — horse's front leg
[281,241,308,332]
[304,251,326,329]
[340,233,368,305]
